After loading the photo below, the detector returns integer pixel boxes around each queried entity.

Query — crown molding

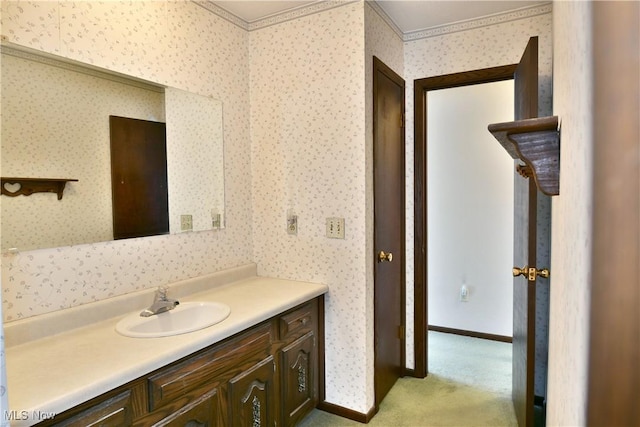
[194,1,250,30]
[402,3,553,42]
[196,1,358,32]
[196,1,552,40]
[366,1,403,40]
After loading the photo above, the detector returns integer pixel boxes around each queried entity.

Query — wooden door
[109,116,169,240]
[512,36,539,427]
[373,56,405,407]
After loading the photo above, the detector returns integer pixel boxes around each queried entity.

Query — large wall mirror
[0,43,225,252]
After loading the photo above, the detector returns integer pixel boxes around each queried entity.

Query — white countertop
[4,266,327,426]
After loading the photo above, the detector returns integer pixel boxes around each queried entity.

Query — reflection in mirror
[0,44,225,252]
[165,88,225,233]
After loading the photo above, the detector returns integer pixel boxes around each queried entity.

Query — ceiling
[210,0,548,34]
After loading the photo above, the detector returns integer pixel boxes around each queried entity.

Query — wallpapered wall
[1,1,252,320]
[547,2,593,425]
[250,1,403,412]
[249,2,369,411]
[1,53,165,251]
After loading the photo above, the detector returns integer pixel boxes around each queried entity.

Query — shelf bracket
[1,177,78,200]
[488,116,560,196]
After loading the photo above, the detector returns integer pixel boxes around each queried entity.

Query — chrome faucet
[140,286,180,317]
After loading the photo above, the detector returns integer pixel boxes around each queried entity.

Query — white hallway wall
[427,81,514,337]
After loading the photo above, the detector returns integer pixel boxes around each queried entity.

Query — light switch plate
[180,214,193,231]
[326,217,345,239]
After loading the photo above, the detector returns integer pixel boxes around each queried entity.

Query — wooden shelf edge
[488,116,560,196]
[1,177,79,200]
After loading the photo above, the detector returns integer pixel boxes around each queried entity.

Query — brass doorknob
[513,266,550,281]
[378,251,393,263]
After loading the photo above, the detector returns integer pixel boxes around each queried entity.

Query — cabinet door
[152,388,219,427]
[228,355,278,427]
[281,332,317,427]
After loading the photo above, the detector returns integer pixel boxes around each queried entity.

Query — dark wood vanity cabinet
[38,297,321,427]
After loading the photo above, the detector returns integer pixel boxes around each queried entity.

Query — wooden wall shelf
[488,116,560,196]
[1,177,78,200]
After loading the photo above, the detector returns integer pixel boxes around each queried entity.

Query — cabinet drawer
[151,388,219,427]
[53,390,133,427]
[279,302,315,341]
[148,322,274,411]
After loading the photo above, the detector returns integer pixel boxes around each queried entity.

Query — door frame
[412,64,517,377]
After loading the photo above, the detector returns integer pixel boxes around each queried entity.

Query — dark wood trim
[428,325,513,343]
[317,295,326,404]
[413,64,518,379]
[403,368,416,377]
[316,401,377,424]
[413,79,428,379]
[587,2,640,426]
[414,64,518,92]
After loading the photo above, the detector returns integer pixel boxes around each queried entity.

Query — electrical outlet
[460,285,469,302]
[180,214,193,231]
[287,214,298,235]
[326,217,345,239]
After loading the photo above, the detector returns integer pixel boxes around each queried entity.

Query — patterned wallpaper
[1,52,165,251]
[1,0,252,322]
[547,2,592,425]
[250,1,371,412]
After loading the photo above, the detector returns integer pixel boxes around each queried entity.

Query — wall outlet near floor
[326,217,345,239]
[460,284,469,302]
[180,214,193,231]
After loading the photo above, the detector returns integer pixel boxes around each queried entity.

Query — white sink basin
[115,301,231,338]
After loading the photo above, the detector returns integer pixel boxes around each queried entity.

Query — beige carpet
[299,332,517,426]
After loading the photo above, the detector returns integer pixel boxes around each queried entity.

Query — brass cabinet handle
[378,251,393,263]
[513,266,550,281]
